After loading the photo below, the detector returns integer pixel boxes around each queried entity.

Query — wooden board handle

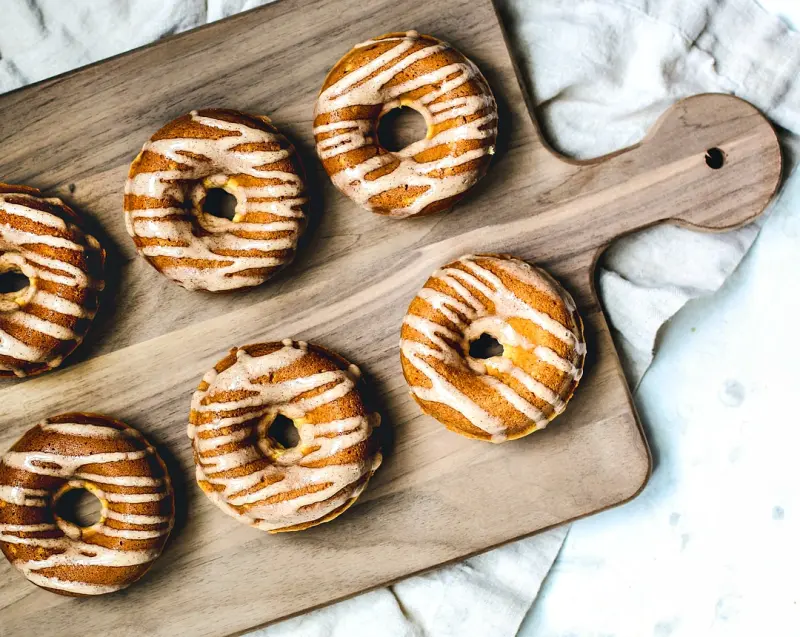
[634,93,782,230]
[531,94,783,265]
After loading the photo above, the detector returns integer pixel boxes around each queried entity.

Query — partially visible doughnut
[0,413,174,596]
[189,340,382,532]
[0,184,105,377]
[314,31,498,218]
[400,254,585,442]
[124,109,308,291]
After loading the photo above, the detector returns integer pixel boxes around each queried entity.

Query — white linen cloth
[1,1,798,635]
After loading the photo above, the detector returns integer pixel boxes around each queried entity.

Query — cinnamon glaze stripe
[0,184,105,377]
[189,340,382,532]
[400,254,585,442]
[314,31,498,217]
[0,413,174,596]
[124,109,308,291]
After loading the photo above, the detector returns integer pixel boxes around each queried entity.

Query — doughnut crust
[124,109,308,291]
[314,31,497,218]
[0,413,174,596]
[189,340,382,532]
[0,184,105,377]
[400,254,585,442]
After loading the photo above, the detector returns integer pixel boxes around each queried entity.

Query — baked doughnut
[189,340,382,532]
[400,254,585,442]
[124,109,308,291]
[314,31,497,218]
[0,413,174,596]
[0,184,105,377]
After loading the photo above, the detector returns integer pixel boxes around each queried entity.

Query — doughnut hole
[468,333,504,359]
[268,414,300,449]
[461,319,537,389]
[377,103,430,152]
[258,412,302,459]
[188,176,244,227]
[202,187,238,221]
[0,260,36,312]
[0,269,28,294]
[463,318,511,368]
[53,480,107,539]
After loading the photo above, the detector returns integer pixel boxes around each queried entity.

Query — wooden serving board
[0,0,781,634]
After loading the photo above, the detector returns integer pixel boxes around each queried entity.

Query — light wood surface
[0,0,781,634]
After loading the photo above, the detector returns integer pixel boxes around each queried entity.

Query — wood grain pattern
[0,0,781,634]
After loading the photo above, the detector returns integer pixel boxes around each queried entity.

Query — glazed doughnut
[124,109,308,291]
[0,184,105,377]
[0,413,174,596]
[189,340,382,532]
[314,31,498,218]
[400,254,585,442]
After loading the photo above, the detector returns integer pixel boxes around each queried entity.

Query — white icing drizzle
[0,416,174,595]
[104,491,168,504]
[73,473,163,487]
[39,421,137,438]
[313,31,498,218]
[400,255,585,442]
[0,485,49,507]
[105,510,170,525]
[0,522,55,533]
[124,110,308,291]
[97,526,169,540]
[3,449,149,476]
[0,190,104,377]
[189,341,382,531]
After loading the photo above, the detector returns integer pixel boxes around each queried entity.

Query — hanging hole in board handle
[705,147,725,169]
